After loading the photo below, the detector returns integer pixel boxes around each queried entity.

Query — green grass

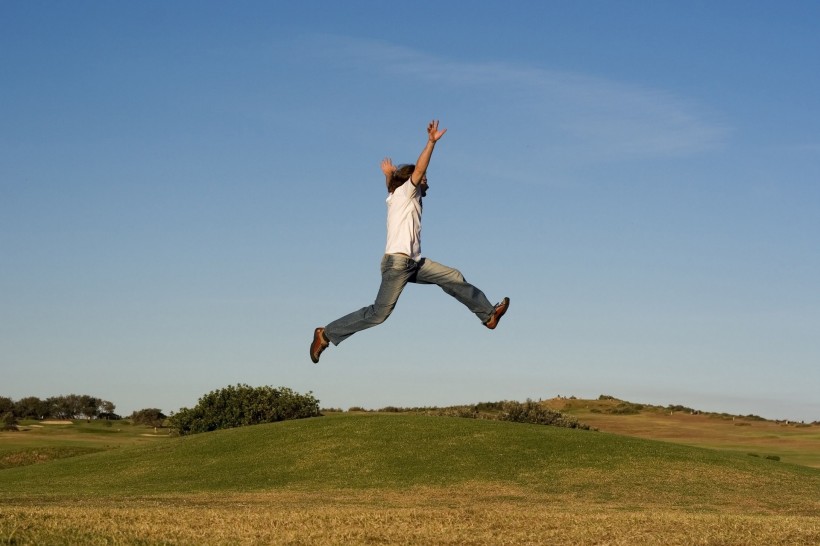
[1,414,819,544]
[0,419,169,470]
[2,414,818,510]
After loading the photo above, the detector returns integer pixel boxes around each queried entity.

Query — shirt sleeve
[398,178,417,199]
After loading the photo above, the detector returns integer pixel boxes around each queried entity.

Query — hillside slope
[2,413,819,516]
[543,396,820,468]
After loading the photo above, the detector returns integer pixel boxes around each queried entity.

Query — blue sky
[2,1,819,421]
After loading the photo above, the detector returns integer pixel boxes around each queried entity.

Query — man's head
[389,164,428,196]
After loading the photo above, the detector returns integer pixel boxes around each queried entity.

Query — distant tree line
[0,395,118,421]
[3,385,321,434]
[170,384,320,435]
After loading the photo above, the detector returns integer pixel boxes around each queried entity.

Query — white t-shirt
[384,178,422,261]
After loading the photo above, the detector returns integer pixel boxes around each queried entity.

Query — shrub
[667,404,696,414]
[425,406,479,419]
[609,402,643,415]
[500,399,590,430]
[474,401,505,412]
[170,384,320,435]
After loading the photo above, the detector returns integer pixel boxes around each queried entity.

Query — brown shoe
[310,327,330,363]
[484,297,510,330]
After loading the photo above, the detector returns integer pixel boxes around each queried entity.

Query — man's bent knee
[367,305,394,325]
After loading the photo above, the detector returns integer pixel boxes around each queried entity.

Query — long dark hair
[388,164,415,193]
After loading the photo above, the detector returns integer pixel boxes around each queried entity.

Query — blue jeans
[324,254,495,345]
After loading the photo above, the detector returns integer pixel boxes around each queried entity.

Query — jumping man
[310,120,509,363]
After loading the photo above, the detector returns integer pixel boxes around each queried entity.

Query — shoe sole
[485,297,510,330]
[310,328,327,363]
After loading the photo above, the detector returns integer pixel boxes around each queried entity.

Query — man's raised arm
[411,119,447,185]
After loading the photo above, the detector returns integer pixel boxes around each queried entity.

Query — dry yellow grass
[3,486,819,545]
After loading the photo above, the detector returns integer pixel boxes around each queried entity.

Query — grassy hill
[542,396,820,468]
[2,413,819,544]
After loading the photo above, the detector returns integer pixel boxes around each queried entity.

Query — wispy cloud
[303,35,730,163]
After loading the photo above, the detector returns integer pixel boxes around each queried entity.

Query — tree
[2,395,117,420]
[13,397,50,419]
[170,384,320,435]
[42,394,116,419]
[1,411,18,431]
[98,399,121,420]
[46,395,76,419]
[130,408,166,427]
[79,395,101,419]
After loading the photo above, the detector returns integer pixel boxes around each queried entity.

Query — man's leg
[414,258,498,323]
[324,254,416,346]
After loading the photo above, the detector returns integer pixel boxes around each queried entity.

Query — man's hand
[380,157,396,178]
[412,119,446,185]
[427,119,447,143]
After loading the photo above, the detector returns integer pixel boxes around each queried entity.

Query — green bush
[667,404,697,413]
[170,384,320,435]
[500,400,589,430]
[474,401,505,412]
[609,403,642,415]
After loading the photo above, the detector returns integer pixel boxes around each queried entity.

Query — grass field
[2,412,819,544]
[544,397,820,469]
[0,419,170,470]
